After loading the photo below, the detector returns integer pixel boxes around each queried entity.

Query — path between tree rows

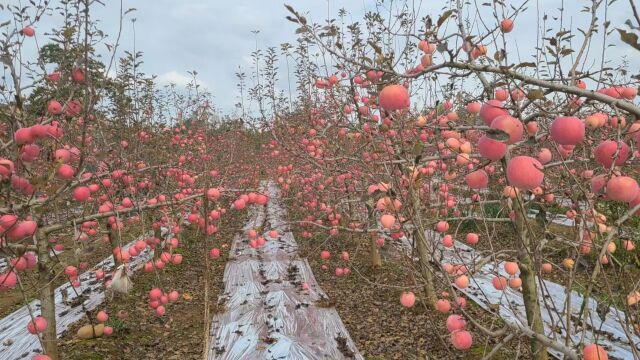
[207,181,362,360]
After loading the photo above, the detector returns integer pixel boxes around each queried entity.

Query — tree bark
[413,228,438,308]
[365,203,382,267]
[37,229,59,359]
[409,184,437,308]
[369,235,382,267]
[513,197,548,360]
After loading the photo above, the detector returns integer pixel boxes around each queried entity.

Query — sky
[84,0,375,113]
[4,0,638,115]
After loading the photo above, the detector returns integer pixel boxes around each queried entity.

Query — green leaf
[425,16,433,29]
[368,41,383,55]
[617,29,640,51]
[560,48,574,56]
[437,10,455,28]
[62,27,76,39]
[413,142,424,157]
[485,129,510,142]
[284,4,296,14]
[527,89,545,100]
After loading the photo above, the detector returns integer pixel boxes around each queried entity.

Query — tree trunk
[104,221,118,257]
[365,203,382,267]
[37,230,59,359]
[413,228,438,308]
[369,235,382,267]
[514,197,548,360]
[409,184,437,308]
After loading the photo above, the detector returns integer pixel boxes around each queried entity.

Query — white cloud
[156,71,208,89]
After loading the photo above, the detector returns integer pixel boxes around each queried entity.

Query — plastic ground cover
[208,181,362,360]
[395,229,640,359]
[0,228,166,359]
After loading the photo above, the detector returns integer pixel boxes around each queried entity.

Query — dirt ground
[57,214,243,360]
[0,224,144,319]
[292,229,532,360]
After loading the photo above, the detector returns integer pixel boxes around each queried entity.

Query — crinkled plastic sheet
[209,182,362,360]
[0,228,169,359]
[397,230,640,359]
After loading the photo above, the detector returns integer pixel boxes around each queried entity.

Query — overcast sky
[5,0,637,114]
[87,0,375,113]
